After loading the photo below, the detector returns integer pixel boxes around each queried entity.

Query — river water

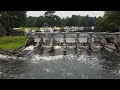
[0,33,120,79]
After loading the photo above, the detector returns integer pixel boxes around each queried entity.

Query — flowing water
[0,33,120,79]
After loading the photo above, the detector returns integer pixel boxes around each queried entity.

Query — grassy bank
[0,36,26,50]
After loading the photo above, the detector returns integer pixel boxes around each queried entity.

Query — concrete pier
[34,38,43,51]
[75,33,81,52]
[62,33,67,52]
[114,32,120,49]
[87,32,97,52]
[48,33,55,52]
[101,32,114,52]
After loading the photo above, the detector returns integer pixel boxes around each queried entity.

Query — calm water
[0,33,120,79]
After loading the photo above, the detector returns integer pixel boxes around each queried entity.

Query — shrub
[0,23,5,36]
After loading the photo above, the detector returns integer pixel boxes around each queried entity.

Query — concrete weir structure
[25,32,120,52]
[87,32,97,52]
[75,33,81,52]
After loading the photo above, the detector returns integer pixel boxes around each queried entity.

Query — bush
[94,17,119,32]
[0,23,5,36]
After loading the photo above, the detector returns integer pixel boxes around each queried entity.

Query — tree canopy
[26,16,37,27]
[94,11,120,32]
[35,16,45,27]
[64,15,96,27]
[0,11,27,35]
[0,11,27,28]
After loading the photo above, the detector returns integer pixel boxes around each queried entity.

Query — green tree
[52,15,62,26]
[44,11,62,27]
[104,11,120,26]
[94,11,120,32]
[0,11,27,36]
[26,16,38,27]
[94,16,119,32]
[0,23,5,36]
[63,15,96,27]
[94,17,107,32]
[62,17,70,26]
[35,16,45,27]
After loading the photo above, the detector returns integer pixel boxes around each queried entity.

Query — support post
[48,33,54,52]
[101,32,114,52]
[88,32,97,52]
[114,32,120,49]
[75,33,81,52]
[63,32,67,51]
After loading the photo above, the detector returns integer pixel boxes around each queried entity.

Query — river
[0,33,120,79]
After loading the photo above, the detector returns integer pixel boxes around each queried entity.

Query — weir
[0,32,120,56]
[25,32,120,53]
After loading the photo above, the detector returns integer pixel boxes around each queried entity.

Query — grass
[0,36,26,50]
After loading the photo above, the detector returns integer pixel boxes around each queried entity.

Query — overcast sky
[27,11,104,18]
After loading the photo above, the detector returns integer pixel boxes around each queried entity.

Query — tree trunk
[5,27,12,36]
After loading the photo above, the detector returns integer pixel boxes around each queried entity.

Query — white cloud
[27,11,104,18]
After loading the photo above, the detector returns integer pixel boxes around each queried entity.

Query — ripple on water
[0,45,120,79]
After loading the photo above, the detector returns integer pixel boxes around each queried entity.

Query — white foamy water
[0,54,18,60]
[0,54,9,59]
[31,53,99,68]
[44,68,53,73]
[31,54,64,63]
[77,55,99,64]
[24,45,34,51]
[0,54,28,61]
[54,46,61,49]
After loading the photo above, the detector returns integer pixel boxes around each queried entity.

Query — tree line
[26,11,96,27]
[0,11,120,36]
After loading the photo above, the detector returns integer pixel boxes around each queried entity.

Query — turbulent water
[0,33,120,79]
[0,45,120,79]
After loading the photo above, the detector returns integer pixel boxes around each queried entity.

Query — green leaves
[0,11,27,35]
[0,23,5,36]
[0,11,27,28]
[64,15,96,27]
[26,16,38,27]
[35,16,45,27]
[94,11,120,32]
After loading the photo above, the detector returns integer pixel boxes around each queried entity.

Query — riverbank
[0,36,26,50]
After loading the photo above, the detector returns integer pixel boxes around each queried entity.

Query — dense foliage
[26,11,96,27]
[0,11,27,36]
[95,11,120,32]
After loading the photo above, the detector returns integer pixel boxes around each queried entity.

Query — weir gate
[25,32,120,52]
